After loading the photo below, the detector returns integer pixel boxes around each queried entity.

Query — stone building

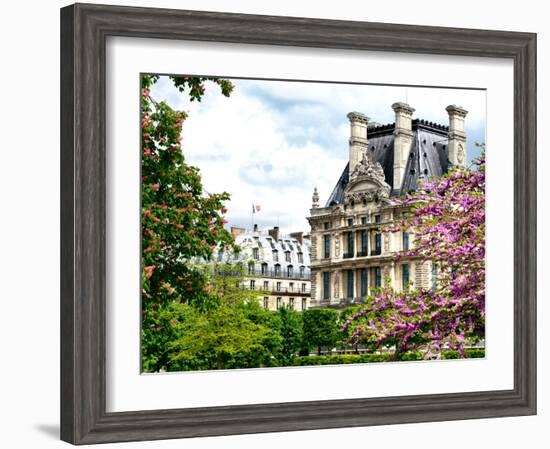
[215,225,312,311]
[308,103,468,307]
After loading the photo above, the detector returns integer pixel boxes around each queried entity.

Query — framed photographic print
[60,3,536,445]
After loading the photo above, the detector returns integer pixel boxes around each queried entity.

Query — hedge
[291,348,485,366]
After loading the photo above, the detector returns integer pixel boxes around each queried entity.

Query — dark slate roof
[325,119,450,207]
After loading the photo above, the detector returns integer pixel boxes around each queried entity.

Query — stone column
[446,105,468,167]
[311,271,318,304]
[414,261,430,289]
[392,102,415,190]
[333,270,341,304]
[347,112,369,175]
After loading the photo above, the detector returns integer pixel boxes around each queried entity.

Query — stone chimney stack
[392,102,415,190]
[268,226,280,242]
[347,112,369,175]
[446,105,468,167]
[230,226,245,238]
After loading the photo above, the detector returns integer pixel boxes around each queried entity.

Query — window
[299,266,305,278]
[302,298,307,311]
[263,297,269,309]
[263,280,269,290]
[261,262,268,275]
[402,231,409,251]
[285,251,291,263]
[287,265,294,277]
[217,251,223,262]
[374,267,382,288]
[250,279,255,290]
[272,250,279,262]
[347,231,354,256]
[347,270,354,298]
[360,269,368,297]
[347,218,354,227]
[323,272,331,300]
[301,282,307,293]
[374,214,381,223]
[276,297,282,310]
[361,216,368,225]
[276,281,282,291]
[289,298,294,310]
[360,230,368,255]
[274,264,281,276]
[252,247,259,259]
[431,264,438,289]
[323,221,331,230]
[323,234,331,259]
[298,252,304,264]
[248,262,254,275]
[289,282,294,292]
[402,264,410,289]
[374,232,382,255]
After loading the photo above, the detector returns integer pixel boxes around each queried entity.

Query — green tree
[140,75,235,372]
[302,309,340,355]
[167,302,269,370]
[163,262,286,371]
[277,306,303,365]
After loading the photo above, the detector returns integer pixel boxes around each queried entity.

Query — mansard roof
[325,119,450,207]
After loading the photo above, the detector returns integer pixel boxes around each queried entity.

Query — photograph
[140,74,486,373]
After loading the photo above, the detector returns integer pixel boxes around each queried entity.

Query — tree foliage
[302,308,340,355]
[277,306,303,365]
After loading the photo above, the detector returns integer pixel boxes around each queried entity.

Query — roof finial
[312,187,319,209]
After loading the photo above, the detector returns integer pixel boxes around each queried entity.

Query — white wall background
[0,1,546,448]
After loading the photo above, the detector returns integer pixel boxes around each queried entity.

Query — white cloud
[150,76,486,235]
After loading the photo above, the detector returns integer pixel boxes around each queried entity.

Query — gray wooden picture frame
[60,3,537,445]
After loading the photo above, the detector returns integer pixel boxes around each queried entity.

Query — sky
[151,76,486,236]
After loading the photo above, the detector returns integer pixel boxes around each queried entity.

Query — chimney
[268,226,279,242]
[347,112,369,174]
[290,231,303,244]
[446,105,468,167]
[392,102,415,190]
[230,226,245,238]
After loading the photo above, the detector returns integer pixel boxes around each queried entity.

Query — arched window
[299,265,305,278]
[261,262,268,276]
[274,264,281,277]
[287,265,294,278]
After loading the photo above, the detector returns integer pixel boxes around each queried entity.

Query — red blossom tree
[343,152,486,359]
[140,74,236,372]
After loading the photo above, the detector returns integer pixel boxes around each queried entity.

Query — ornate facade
[308,103,468,307]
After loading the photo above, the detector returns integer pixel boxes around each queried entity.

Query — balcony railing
[343,252,354,259]
[242,285,311,295]
[246,268,311,280]
[340,296,366,305]
[356,250,369,257]
[371,248,382,256]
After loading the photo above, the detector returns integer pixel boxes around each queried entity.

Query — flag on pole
[252,204,261,213]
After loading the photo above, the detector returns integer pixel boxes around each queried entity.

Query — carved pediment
[349,153,387,184]
[344,153,391,206]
